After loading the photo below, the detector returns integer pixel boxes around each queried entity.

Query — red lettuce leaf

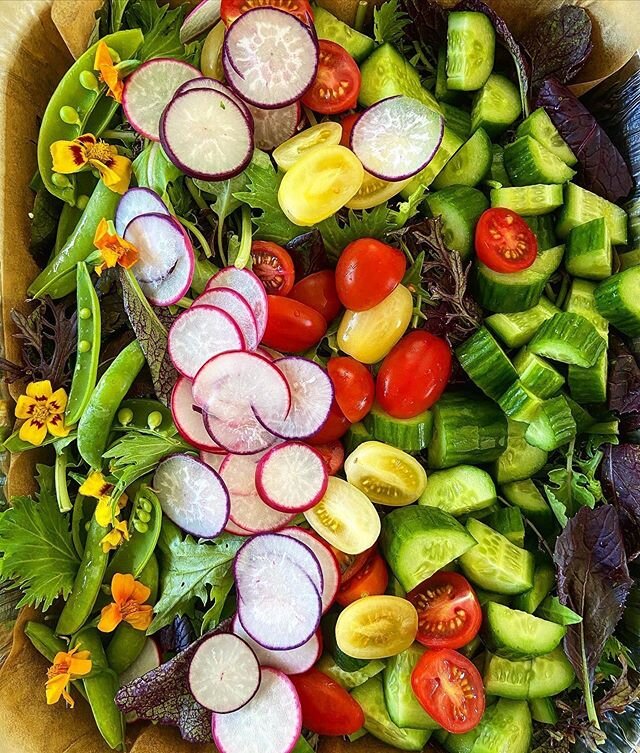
[285,229,330,279]
[400,0,448,48]
[601,444,640,561]
[608,335,640,416]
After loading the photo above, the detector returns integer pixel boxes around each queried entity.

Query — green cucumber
[436,724,481,753]
[381,506,476,592]
[513,349,564,399]
[524,395,576,451]
[384,644,441,730]
[565,279,608,336]
[594,266,640,337]
[426,186,489,260]
[312,6,375,62]
[504,136,575,186]
[517,108,576,166]
[446,11,495,91]
[487,507,525,547]
[501,480,555,537]
[528,647,575,698]
[441,102,472,140]
[491,184,564,215]
[493,419,548,485]
[456,327,518,400]
[536,596,582,626]
[476,590,512,607]
[529,697,558,725]
[564,395,596,433]
[486,298,560,348]
[419,465,497,517]
[498,381,544,422]
[528,312,606,367]
[343,422,373,454]
[482,602,566,660]
[316,653,385,689]
[568,350,608,404]
[513,559,556,614]
[620,248,640,269]
[436,48,460,104]
[471,73,521,137]
[432,128,492,189]
[471,699,532,753]
[363,404,433,453]
[401,126,464,198]
[556,182,628,244]
[483,648,574,699]
[523,215,557,251]
[489,144,511,187]
[565,217,612,280]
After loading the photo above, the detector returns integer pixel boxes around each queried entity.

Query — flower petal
[94,497,113,527]
[111,573,137,604]
[124,604,154,631]
[14,395,36,420]
[47,413,71,438]
[45,673,69,705]
[26,380,52,399]
[68,655,93,677]
[48,388,68,413]
[98,603,122,633]
[131,580,151,605]
[51,141,88,173]
[19,419,47,446]
[93,155,131,195]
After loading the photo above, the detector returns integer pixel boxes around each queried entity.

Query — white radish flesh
[200,450,228,471]
[176,77,251,121]
[204,410,280,455]
[180,0,222,44]
[115,187,169,236]
[171,376,223,452]
[233,616,321,675]
[246,101,300,151]
[206,267,268,340]
[255,442,328,512]
[281,527,340,614]
[194,288,259,350]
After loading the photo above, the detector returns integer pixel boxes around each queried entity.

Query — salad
[1,0,639,752]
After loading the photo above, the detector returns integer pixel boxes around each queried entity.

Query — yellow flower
[50,133,131,194]
[100,518,129,553]
[94,41,123,103]
[98,573,153,633]
[45,644,92,707]
[93,218,139,276]
[15,381,71,446]
[79,471,127,526]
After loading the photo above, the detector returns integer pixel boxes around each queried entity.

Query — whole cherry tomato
[336,551,389,606]
[335,238,406,311]
[475,208,538,273]
[290,668,365,735]
[289,270,342,322]
[308,399,350,444]
[302,40,361,115]
[250,241,295,295]
[327,356,374,423]
[262,296,327,353]
[312,440,345,475]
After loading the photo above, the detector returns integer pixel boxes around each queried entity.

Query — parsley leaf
[374,0,411,45]
[544,441,604,526]
[0,465,79,610]
[317,206,395,261]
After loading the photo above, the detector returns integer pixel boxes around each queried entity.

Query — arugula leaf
[317,205,395,261]
[601,443,640,561]
[374,0,411,45]
[543,442,604,526]
[122,0,201,63]
[0,465,79,610]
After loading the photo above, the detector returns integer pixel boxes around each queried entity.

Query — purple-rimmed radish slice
[211,667,301,753]
[180,0,222,44]
[194,288,259,350]
[175,77,251,121]
[281,527,340,614]
[115,187,169,236]
[247,102,300,151]
[154,454,230,538]
[256,346,282,361]
[189,633,260,713]
[201,451,228,470]
[350,95,444,181]
[232,616,321,675]
[168,305,245,379]
[222,8,318,109]
[225,518,252,536]
[256,442,327,512]
[171,376,223,452]
[204,411,279,455]
[122,58,202,141]
[160,88,253,180]
[206,267,268,340]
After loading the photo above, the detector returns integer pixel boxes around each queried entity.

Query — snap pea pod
[113,398,176,435]
[24,622,88,701]
[66,262,101,425]
[77,340,146,469]
[72,493,90,558]
[37,29,143,205]
[54,445,73,513]
[53,202,84,257]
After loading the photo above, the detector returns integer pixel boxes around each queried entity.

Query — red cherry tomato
[250,241,295,295]
[376,331,452,418]
[407,572,482,650]
[412,649,485,734]
[262,296,327,353]
[307,399,350,444]
[221,0,313,26]
[301,40,361,115]
[327,356,375,423]
[475,208,538,273]
[335,238,407,311]
[336,552,389,606]
[330,543,377,581]
[340,113,360,147]
[312,440,345,475]
[290,668,365,735]
[289,269,342,322]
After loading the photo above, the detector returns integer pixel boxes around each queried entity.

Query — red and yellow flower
[79,471,128,527]
[15,381,71,446]
[45,644,92,707]
[50,133,131,194]
[93,218,139,276]
[100,518,129,553]
[94,41,124,103]
[98,573,153,633]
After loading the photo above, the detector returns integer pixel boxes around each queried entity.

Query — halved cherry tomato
[475,208,538,273]
[336,551,389,606]
[336,238,407,311]
[376,331,452,418]
[331,543,377,581]
[340,112,360,147]
[290,669,365,735]
[250,241,295,295]
[407,572,482,650]
[262,296,327,353]
[327,356,374,423]
[289,270,342,322]
[302,40,361,115]
[312,440,345,475]
[411,649,485,734]
[221,0,313,26]
[308,399,351,444]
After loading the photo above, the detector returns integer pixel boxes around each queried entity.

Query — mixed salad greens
[1,0,640,751]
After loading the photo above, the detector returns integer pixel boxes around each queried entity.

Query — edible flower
[45,644,92,707]
[93,218,139,275]
[15,381,71,446]
[94,41,123,103]
[98,573,154,633]
[79,471,127,527]
[100,518,130,553]
[50,133,131,194]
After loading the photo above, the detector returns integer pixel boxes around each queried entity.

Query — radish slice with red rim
[256,346,282,361]
[189,633,260,713]
[281,527,340,614]
[175,77,251,121]
[222,8,318,109]
[168,305,245,379]
[194,288,259,350]
[211,667,302,753]
[180,0,222,44]
[160,88,254,180]
[122,58,202,141]
[246,101,300,151]
[255,442,328,512]
[115,187,168,236]
[206,267,268,340]
[153,454,229,538]
[200,451,228,471]
[204,411,279,455]
[225,518,252,536]
[350,95,445,181]
[171,376,223,452]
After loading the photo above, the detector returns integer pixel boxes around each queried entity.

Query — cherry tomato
[302,40,361,115]
[290,669,365,735]
[376,331,452,418]
[407,572,482,650]
[475,208,538,273]
[313,440,345,475]
[262,296,327,353]
[327,356,374,423]
[250,241,295,295]
[340,112,360,147]
[221,0,313,26]
[336,551,389,606]
[289,270,342,322]
[274,122,343,171]
[411,649,485,734]
[346,171,411,210]
[308,399,351,444]
[336,238,407,311]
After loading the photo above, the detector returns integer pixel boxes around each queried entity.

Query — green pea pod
[54,445,73,513]
[72,493,90,558]
[78,340,146,469]
[106,554,159,674]
[56,513,109,636]
[37,29,143,205]
[113,398,176,435]
[53,202,84,257]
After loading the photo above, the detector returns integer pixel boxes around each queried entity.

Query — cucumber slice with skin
[435,724,481,753]
[400,127,464,198]
[436,48,460,104]
[476,590,512,607]
[487,507,525,547]
[471,73,521,137]
[564,394,596,433]
[556,182,628,244]
[343,422,373,454]
[565,278,608,336]
[568,349,608,404]
[504,136,575,186]
[363,404,433,453]
[498,381,544,422]
[471,699,532,753]
[595,266,640,337]
[529,697,558,725]
[493,419,548,485]
[565,217,612,280]
[528,647,575,698]
[482,602,566,660]
[620,248,640,269]
[501,479,555,537]
[426,186,489,260]
[517,108,577,167]
[441,102,472,140]
[486,298,560,349]
[456,327,518,400]
[384,644,441,730]
[315,653,385,689]
[513,349,564,399]
[523,215,557,251]
[513,559,556,614]
[483,648,574,699]
[312,6,375,62]
[528,312,606,367]
[489,144,511,187]
[432,128,492,189]
[446,11,495,91]
[525,395,576,451]
[491,184,564,215]
[419,465,497,517]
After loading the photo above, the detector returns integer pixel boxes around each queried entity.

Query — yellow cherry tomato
[345,441,427,506]
[335,595,418,659]
[337,284,413,364]
[200,22,225,79]
[279,145,364,226]
[273,122,343,171]
[304,476,381,555]
[345,171,411,210]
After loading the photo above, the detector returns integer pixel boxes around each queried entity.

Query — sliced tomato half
[221,0,313,26]
[302,40,361,115]
[336,551,389,606]
[475,207,538,273]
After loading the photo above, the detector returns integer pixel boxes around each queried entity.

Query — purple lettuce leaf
[601,443,640,561]
[400,0,448,49]
[285,229,330,279]
[608,335,640,416]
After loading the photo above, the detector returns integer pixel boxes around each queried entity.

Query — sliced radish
[194,288,259,350]
[225,518,253,536]
[171,376,223,452]
[233,616,321,675]
[153,454,229,538]
[204,411,279,455]
[256,442,328,512]
[212,667,301,753]
[256,346,282,361]
[189,633,260,713]
[206,267,268,340]
[281,527,340,614]
[200,450,228,470]
[119,639,161,688]
[180,0,222,44]
[222,8,318,109]
[115,187,169,236]
[168,305,245,379]
[175,77,252,121]
[123,58,202,141]
[351,95,444,181]
[246,101,300,151]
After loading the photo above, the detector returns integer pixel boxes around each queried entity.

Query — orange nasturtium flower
[79,471,128,527]
[50,133,131,194]
[94,41,124,103]
[46,644,92,707]
[93,218,139,276]
[15,381,71,446]
[98,573,154,633]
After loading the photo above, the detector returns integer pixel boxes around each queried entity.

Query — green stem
[101,129,137,143]
[185,178,217,228]
[234,206,254,269]
[355,0,368,32]
[173,296,193,309]
[176,215,213,258]
[303,106,318,127]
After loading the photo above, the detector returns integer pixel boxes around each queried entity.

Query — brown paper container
[0,1,637,751]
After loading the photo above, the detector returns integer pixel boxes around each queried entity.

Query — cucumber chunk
[363,404,433,453]
[529,697,559,725]
[312,6,375,62]
[487,507,525,547]
[513,349,564,399]
[433,128,492,189]
[565,279,608,336]
[501,479,555,537]
[524,395,576,451]
[446,11,495,91]
[482,602,566,660]
[316,653,385,689]
[435,725,481,753]
[484,648,574,699]
[491,184,564,216]
[528,647,575,698]
[401,126,464,197]
[471,698,532,753]
[556,182,628,244]
[471,73,521,137]
[523,215,557,251]
[493,419,548,485]
[436,48,460,104]
[568,350,608,404]
[441,102,472,140]
[419,465,497,517]
[488,144,511,187]
[513,558,556,614]
[456,327,518,400]
[565,217,612,280]
[504,136,575,186]
[528,312,606,367]
[486,298,560,348]
[476,590,512,607]
[595,266,640,337]
[498,381,544,422]
[517,108,577,166]
[384,644,441,730]
[343,422,373,454]
[426,186,489,260]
